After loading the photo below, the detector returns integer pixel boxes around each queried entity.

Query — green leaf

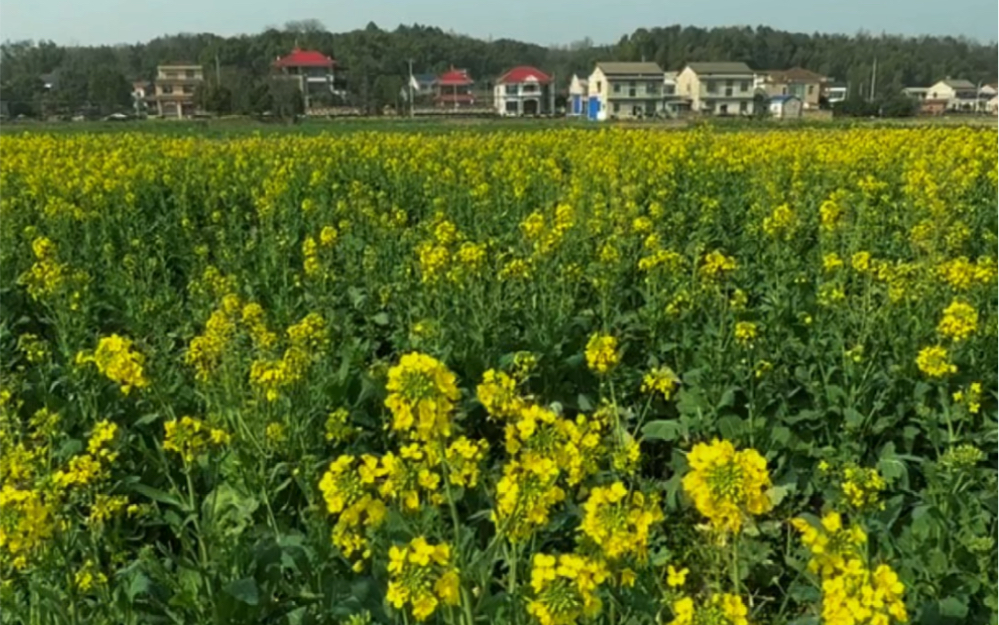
[642,420,682,442]
[577,394,594,412]
[129,483,184,509]
[938,596,969,618]
[717,415,744,439]
[372,312,389,326]
[224,578,260,606]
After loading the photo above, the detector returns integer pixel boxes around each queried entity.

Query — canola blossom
[0,126,994,624]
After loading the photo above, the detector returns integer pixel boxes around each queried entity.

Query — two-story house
[927,78,979,111]
[154,63,204,118]
[586,62,664,120]
[273,48,342,109]
[435,68,476,109]
[494,66,553,116]
[676,62,756,116]
[662,71,684,116]
[755,67,827,109]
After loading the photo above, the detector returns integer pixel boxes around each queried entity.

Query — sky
[1,0,996,46]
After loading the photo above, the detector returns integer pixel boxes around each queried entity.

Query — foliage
[0,126,996,625]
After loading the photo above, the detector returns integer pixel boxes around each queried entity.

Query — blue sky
[1,0,996,46]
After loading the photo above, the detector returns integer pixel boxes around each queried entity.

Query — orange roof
[273,48,335,68]
[497,66,552,84]
[438,68,473,86]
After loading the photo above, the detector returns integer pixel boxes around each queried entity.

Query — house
[902,87,929,100]
[408,74,437,97]
[662,71,685,116]
[494,66,553,116]
[154,63,204,118]
[435,68,475,109]
[755,67,827,109]
[586,62,664,121]
[927,78,979,111]
[981,83,998,98]
[988,95,998,115]
[567,74,588,117]
[827,84,848,104]
[131,81,154,116]
[273,48,342,108]
[769,95,802,119]
[676,62,756,116]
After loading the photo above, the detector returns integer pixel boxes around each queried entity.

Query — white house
[586,62,664,120]
[662,71,684,116]
[827,84,848,104]
[989,95,998,115]
[676,62,756,116]
[494,66,553,116]
[927,78,979,111]
[568,74,588,117]
[769,95,802,119]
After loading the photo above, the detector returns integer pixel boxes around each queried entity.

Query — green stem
[730,532,741,595]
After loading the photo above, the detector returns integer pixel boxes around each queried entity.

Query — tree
[87,67,131,114]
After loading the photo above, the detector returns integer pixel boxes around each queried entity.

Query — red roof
[497,66,552,84]
[437,68,473,86]
[273,48,335,68]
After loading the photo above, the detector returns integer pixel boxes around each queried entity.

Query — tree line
[1,20,996,117]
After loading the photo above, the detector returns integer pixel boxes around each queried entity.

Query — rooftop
[596,62,664,76]
[497,65,552,84]
[938,78,976,90]
[766,67,827,83]
[273,49,335,69]
[685,62,754,75]
[438,68,474,86]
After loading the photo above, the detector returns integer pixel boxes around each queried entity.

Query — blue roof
[771,95,800,103]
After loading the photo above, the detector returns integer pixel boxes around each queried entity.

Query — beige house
[587,62,664,120]
[154,63,204,118]
[676,62,756,115]
[927,78,978,111]
[755,67,827,109]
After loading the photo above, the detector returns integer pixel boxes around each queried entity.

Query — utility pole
[869,57,877,103]
[408,58,415,118]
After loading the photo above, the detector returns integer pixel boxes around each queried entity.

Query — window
[613,83,621,93]
[646,81,657,93]
[782,86,788,95]
[740,81,750,91]
[596,81,602,92]
[725,87,733,97]
[185,69,195,79]
[808,85,815,95]
[664,85,675,95]
[628,87,636,97]
[706,80,717,94]
[719,103,728,114]
[505,84,518,95]
[739,101,748,113]
[162,85,174,94]
[612,102,620,113]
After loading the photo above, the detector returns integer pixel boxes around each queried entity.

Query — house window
[185,70,195,79]
[739,101,748,113]
[719,103,728,114]
[613,83,621,93]
[808,85,814,95]
[664,85,675,95]
[740,80,750,91]
[782,86,788,95]
[706,80,717,94]
[505,84,517,95]
[612,102,620,113]
[162,85,174,94]
[596,81,602,92]
[628,87,636,97]
[646,81,657,93]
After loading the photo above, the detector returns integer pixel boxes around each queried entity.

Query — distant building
[587,62,664,120]
[494,66,553,116]
[154,63,204,118]
[408,74,437,98]
[827,84,848,104]
[662,71,684,116]
[567,74,588,116]
[927,78,978,111]
[273,48,342,108]
[988,95,998,115]
[902,87,929,100]
[755,67,827,109]
[435,68,475,109]
[132,81,154,116]
[676,62,756,116]
[769,95,803,119]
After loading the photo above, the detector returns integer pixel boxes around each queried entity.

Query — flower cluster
[915,345,956,378]
[18,236,67,300]
[585,333,620,375]
[840,466,886,511]
[792,512,907,625]
[162,416,230,463]
[527,553,608,625]
[682,440,772,534]
[579,482,662,561]
[384,352,460,442]
[249,312,328,401]
[667,593,750,625]
[318,455,389,567]
[386,537,461,621]
[76,334,149,395]
[641,366,681,400]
